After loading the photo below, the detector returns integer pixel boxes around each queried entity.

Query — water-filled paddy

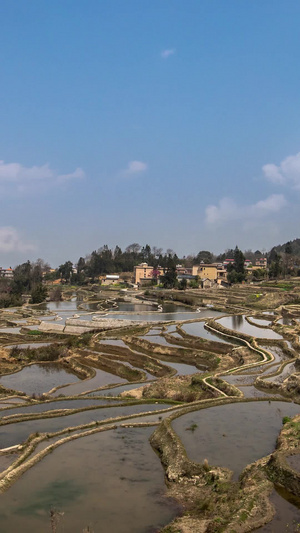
[172,401,300,478]
[264,362,297,384]
[0,397,28,404]
[0,402,172,449]
[45,300,81,312]
[257,486,300,532]
[222,374,256,386]
[0,327,22,334]
[140,333,185,348]
[97,338,128,348]
[248,317,273,327]
[216,316,282,339]
[0,397,117,417]
[165,361,203,375]
[4,342,54,351]
[181,321,231,343]
[277,317,294,326]
[0,364,79,395]
[237,386,276,399]
[110,302,157,312]
[51,368,127,397]
[0,427,178,533]
[258,344,289,364]
[89,382,149,396]
[105,311,199,322]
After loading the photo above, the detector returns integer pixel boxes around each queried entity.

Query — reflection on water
[217,316,282,339]
[248,317,272,327]
[112,302,156,312]
[0,427,179,533]
[46,300,81,312]
[0,363,79,396]
[181,321,231,343]
[277,317,294,326]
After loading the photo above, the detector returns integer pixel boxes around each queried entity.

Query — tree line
[1,240,299,308]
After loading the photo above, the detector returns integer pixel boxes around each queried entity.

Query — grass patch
[26,330,43,336]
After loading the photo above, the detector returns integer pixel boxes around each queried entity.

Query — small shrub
[282,416,292,425]
[203,458,209,471]
[186,423,198,432]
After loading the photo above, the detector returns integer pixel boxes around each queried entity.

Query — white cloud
[0,160,85,192]
[57,168,85,182]
[0,227,36,253]
[161,48,176,59]
[121,160,148,177]
[262,151,300,189]
[205,194,287,225]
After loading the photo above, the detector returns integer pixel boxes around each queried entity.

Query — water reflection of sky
[217,316,282,339]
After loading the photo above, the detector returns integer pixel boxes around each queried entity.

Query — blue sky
[1,0,300,266]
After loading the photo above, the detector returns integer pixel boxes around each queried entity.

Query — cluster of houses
[134,257,268,288]
[0,256,268,289]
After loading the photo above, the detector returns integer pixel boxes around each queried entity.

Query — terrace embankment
[127,373,241,403]
[146,285,300,313]
[88,340,171,377]
[151,400,277,533]
[123,335,221,371]
[74,350,145,382]
[266,414,300,498]
[256,371,300,402]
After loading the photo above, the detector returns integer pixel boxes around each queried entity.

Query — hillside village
[2,238,300,304]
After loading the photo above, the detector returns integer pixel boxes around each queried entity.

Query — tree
[149,268,160,285]
[227,246,246,284]
[284,241,293,276]
[233,246,245,275]
[49,286,62,301]
[77,257,86,274]
[140,244,153,264]
[252,268,266,280]
[194,250,214,264]
[125,243,141,254]
[30,283,48,304]
[12,261,32,294]
[161,266,178,289]
[269,252,282,279]
[178,278,187,290]
[58,261,73,282]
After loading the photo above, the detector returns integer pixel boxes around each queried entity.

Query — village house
[192,263,227,285]
[255,257,267,268]
[0,267,14,279]
[101,275,120,286]
[134,263,164,285]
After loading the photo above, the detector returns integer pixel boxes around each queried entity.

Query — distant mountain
[269,238,300,257]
